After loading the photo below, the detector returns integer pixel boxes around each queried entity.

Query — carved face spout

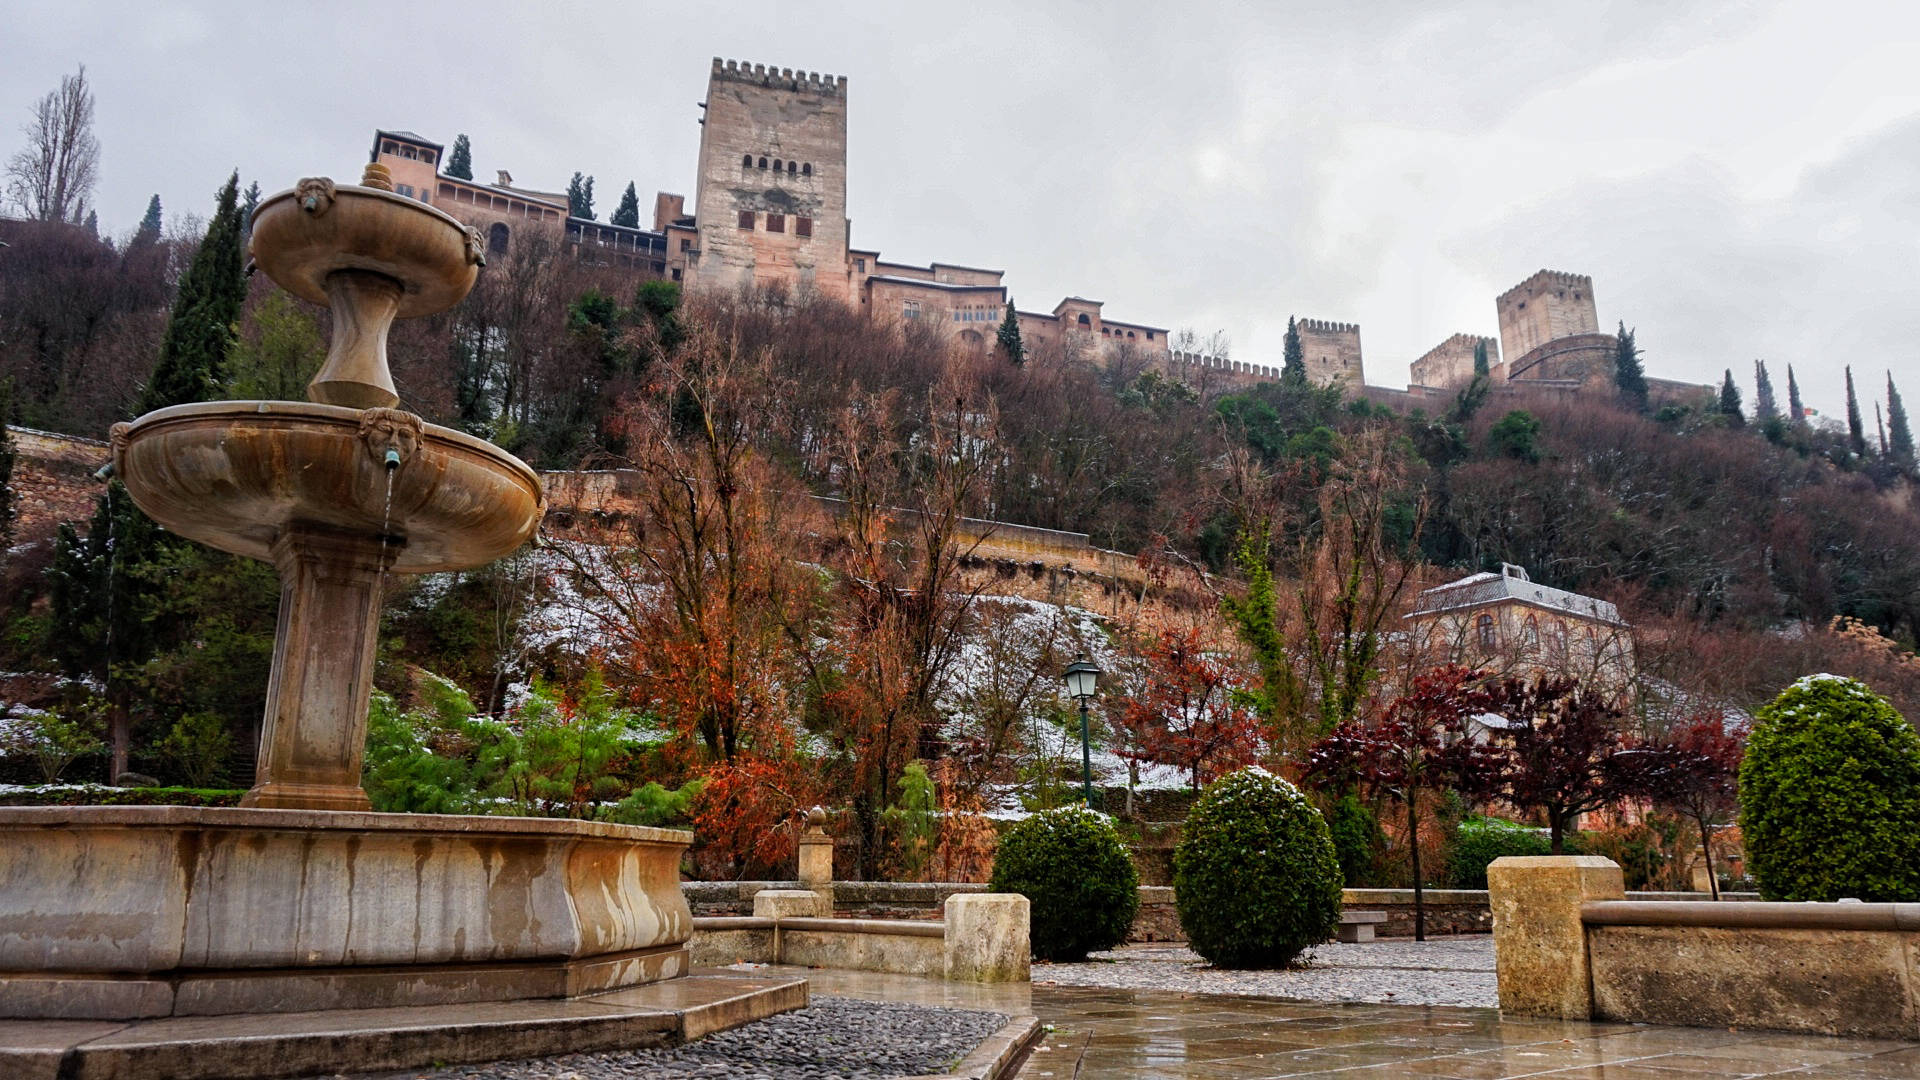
[359,407,424,469]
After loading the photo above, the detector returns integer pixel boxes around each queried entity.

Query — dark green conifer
[567,172,595,220]
[1613,322,1648,410]
[240,180,261,237]
[446,134,473,181]
[1788,365,1805,422]
[996,302,1025,366]
[610,182,641,228]
[1281,317,1306,385]
[1753,360,1777,422]
[1473,339,1490,378]
[1719,369,1744,427]
[1845,366,1867,457]
[1888,373,1914,467]
[137,172,245,414]
[133,195,161,245]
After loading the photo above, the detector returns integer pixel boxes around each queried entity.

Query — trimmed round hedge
[1739,675,1920,902]
[990,805,1139,961]
[1174,769,1342,968]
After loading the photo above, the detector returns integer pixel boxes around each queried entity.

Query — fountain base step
[0,969,808,1080]
[0,944,690,1020]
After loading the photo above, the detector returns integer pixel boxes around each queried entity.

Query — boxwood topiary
[1174,768,1342,968]
[1445,816,1551,890]
[1739,675,1920,902]
[989,805,1139,961]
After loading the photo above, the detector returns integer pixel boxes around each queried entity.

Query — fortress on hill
[369,57,1705,402]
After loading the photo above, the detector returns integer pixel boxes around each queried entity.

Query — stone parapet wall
[6,426,110,547]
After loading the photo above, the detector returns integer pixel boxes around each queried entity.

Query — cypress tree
[240,180,261,238]
[610,182,641,228]
[1613,322,1648,410]
[1788,365,1805,422]
[1719,369,1744,427]
[1473,339,1490,378]
[1888,373,1914,466]
[1875,401,1888,457]
[137,172,245,414]
[1845,366,1867,457]
[566,172,595,220]
[133,195,161,245]
[446,134,474,181]
[1281,317,1306,385]
[996,301,1025,366]
[1753,360,1778,422]
[83,210,97,237]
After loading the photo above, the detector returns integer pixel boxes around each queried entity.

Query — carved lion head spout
[296,177,336,216]
[358,407,424,469]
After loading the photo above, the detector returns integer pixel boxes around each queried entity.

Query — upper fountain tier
[247,166,484,410]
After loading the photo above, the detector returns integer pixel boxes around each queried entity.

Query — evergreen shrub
[1326,794,1385,886]
[989,805,1138,961]
[1739,675,1920,901]
[1175,768,1342,968]
[1445,816,1550,889]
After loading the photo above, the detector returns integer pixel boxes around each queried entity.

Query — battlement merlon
[1297,318,1361,334]
[1497,269,1594,305]
[712,58,847,95]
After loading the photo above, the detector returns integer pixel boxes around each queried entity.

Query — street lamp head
[1063,656,1101,701]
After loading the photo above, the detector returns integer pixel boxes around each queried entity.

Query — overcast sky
[9,0,1918,420]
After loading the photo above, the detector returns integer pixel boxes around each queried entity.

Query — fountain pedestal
[243,525,395,811]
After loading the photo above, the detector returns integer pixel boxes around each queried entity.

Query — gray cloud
[5,0,1912,417]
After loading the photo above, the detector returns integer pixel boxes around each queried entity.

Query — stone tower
[1294,318,1366,388]
[692,59,851,302]
[1496,270,1597,369]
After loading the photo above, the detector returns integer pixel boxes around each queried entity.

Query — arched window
[1077,313,1090,326]
[802,163,812,176]
[1522,615,1539,651]
[1127,331,1136,339]
[773,159,783,171]
[757,157,768,169]
[742,154,753,168]
[487,222,510,255]
[1476,614,1496,650]
[787,161,797,175]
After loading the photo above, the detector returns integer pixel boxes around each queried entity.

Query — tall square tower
[692,59,850,302]
[1496,270,1598,366]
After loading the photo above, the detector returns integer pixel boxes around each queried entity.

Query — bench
[1337,910,1388,943]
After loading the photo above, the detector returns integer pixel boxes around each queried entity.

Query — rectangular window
[796,216,812,237]
[737,210,754,229]
[680,238,691,251]
[855,258,866,272]
[395,183,414,198]
[767,213,785,233]
[671,268,683,281]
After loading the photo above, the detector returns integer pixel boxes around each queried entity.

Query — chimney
[495,170,513,187]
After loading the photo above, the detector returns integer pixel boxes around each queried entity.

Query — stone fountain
[0,167,803,1062]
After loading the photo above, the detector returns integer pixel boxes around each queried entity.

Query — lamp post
[1063,656,1101,807]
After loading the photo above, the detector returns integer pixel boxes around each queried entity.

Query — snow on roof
[1407,564,1626,626]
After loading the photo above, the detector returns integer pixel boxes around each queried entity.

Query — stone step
[0,970,807,1080]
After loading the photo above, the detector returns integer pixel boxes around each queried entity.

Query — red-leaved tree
[1624,714,1745,898]
[1305,665,1502,940]
[1483,676,1639,854]
[1115,627,1262,792]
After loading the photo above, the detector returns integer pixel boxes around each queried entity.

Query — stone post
[796,806,834,916]
[944,893,1030,983]
[1487,855,1624,1020]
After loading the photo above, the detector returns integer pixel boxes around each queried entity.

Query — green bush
[156,712,233,788]
[1175,769,1342,968]
[1446,817,1550,889]
[1326,794,1385,886]
[990,806,1139,961]
[1739,675,1920,901]
[0,785,244,807]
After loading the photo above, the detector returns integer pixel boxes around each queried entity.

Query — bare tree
[6,66,100,224]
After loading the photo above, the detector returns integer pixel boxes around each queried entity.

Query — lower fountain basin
[0,807,695,1019]
[111,400,543,574]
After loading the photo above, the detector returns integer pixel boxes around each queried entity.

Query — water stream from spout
[377,464,396,589]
